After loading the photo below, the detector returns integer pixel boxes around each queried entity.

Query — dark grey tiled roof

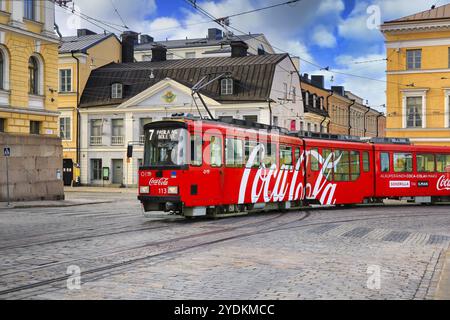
[135,34,263,51]
[59,33,118,54]
[80,53,288,107]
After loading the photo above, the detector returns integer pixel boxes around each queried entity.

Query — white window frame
[111,83,123,99]
[221,78,233,95]
[444,89,450,128]
[406,49,421,70]
[401,89,428,129]
[59,68,72,93]
[59,116,71,141]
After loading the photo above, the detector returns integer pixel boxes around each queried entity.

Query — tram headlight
[168,186,178,194]
[140,186,150,194]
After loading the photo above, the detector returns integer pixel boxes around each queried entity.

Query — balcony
[90,136,102,145]
[111,136,125,145]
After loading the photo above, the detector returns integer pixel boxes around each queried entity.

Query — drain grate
[382,231,411,243]
[342,227,373,238]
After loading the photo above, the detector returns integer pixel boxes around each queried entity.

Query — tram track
[0,211,302,297]
[2,206,450,298]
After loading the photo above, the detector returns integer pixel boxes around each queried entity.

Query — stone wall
[0,133,64,202]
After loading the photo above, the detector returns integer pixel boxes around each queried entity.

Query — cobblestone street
[0,191,449,300]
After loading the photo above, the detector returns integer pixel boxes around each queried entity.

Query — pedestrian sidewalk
[435,248,450,300]
[0,198,113,211]
[64,186,137,194]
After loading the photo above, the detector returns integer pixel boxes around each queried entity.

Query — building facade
[300,74,330,133]
[0,0,64,201]
[134,28,275,61]
[79,46,303,186]
[0,0,59,135]
[381,4,450,145]
[58,28,122,185]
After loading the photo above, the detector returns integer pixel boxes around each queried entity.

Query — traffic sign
[4,147,10,157]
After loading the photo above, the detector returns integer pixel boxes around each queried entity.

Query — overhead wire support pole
[191,72,232,121]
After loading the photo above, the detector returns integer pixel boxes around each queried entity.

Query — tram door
[204,134,224,205]
[63,159,73,186]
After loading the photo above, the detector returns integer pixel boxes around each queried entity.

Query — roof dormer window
[112,83,123,99]
[221,78,233,95]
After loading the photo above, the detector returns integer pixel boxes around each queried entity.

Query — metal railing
[90,136,102,145]
[111,136,124,145]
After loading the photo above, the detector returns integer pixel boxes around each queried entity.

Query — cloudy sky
[55,0,443,110]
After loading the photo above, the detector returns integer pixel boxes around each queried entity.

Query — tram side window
[310,148,319,171]
[294,148,301,165]
[363,152,370,172]
[417,154,435,172]
[350,151,360,181]
[436,154,450,172]
[380,153,390,172]
[393,153,413,173]
[210,136,222,167]
[334,150,350,181]
[225,138,243,167]
[322,149,333,181]
[244,140,260,168]
[280,145,293,167]
[190,135,202,166]
[262,142,277,168]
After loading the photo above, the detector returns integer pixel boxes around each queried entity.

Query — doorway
[112,159,123,185]
[63,159,73,186]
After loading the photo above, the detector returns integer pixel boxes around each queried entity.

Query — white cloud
[312,26,337,48]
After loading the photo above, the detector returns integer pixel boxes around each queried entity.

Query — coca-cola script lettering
[437,175,450,191]
[149,178,169,186]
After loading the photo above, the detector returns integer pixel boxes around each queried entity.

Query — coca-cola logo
[149,178,169,186]
[437,175,450,191]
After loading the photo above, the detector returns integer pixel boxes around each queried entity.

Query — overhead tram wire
[183,0,423,89]
[109,0,129,29]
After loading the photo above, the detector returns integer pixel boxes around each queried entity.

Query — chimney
[208,28,223,40]
[302,73,309,81]
[77,29,96,37]
[230,40,248,58]
[311,75,324,88]
[331,86,345,96]
[151,45,167,62]
[140,34,154,44]
[121,31,139,63]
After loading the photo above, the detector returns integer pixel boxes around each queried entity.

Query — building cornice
[0,24,60,44]
[381,19,450,34]
[0,106,60,116]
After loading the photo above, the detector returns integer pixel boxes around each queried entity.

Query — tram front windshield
[143,128,187,167]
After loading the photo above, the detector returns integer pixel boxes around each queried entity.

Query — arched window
[0,51,3,90]
[29,57,39,95]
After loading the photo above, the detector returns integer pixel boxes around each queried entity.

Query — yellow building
[58,29,121,184]
[0,0,59,135]
[381,4,450,146]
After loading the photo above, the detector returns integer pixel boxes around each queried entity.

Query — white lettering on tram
[238,145,340,205]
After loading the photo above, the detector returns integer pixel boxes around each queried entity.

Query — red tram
[137,116,450,217]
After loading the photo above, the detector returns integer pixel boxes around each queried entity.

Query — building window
[111,118,124,145]
[185,52,196,59]
[91,159,102,180]
[283,83,288,100]
[406,49,421,70]
[243,115,258,123]
[0,50,3,90]
[30,121,40,135]
[221,78,233,95]
[24,0,35,20]
[90,119,103,145]
[273,116,278,127]
[0,118,5,132]
[290,120,296,131]
[59,69,72,92]
[59,117,71,140]
[111,83,123,99]
[292,87,296,103]
[406,96,422,128]
[28,56,39,95]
